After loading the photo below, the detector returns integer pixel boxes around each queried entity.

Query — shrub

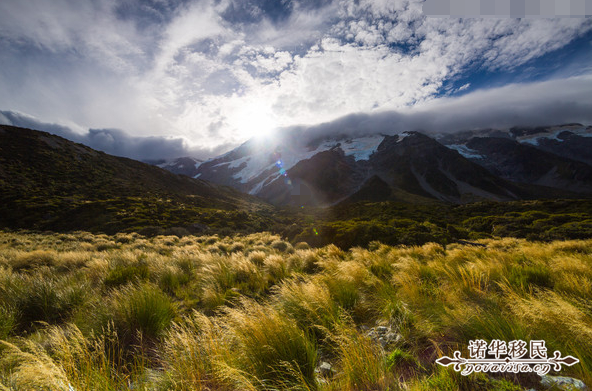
[11,250,57,270]
[273,278,340,341]
[161,312,228,391]
[0,324,145,391]
[294,242,310,250]
[271,239,293,253]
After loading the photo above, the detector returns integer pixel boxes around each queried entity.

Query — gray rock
[376,326,389,333]
[317,361,334,377]
[541,375,589,391]
[385,332,401,344]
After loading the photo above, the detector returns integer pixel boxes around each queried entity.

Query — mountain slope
[368,132,524,203]
[464,137,592,193]
[533,130,592,166]
[437,124,592,194]
[0,125,271,232]
[157,125,592,206]
[157,156,203,177]
[257,148,368,205]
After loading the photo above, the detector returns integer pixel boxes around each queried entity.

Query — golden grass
[1,231,591,389]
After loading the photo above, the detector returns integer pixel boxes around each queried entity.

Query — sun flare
[235,101,278,140]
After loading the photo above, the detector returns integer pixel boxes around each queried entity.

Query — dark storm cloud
[0,110,227,161]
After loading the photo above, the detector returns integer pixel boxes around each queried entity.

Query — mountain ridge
[0,125,272,233]
[158,125,592,206]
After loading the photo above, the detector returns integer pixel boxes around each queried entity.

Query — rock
[385,332,401,344]
[365,325,402,348]
[541,375,589,391]
[316,361,334,377]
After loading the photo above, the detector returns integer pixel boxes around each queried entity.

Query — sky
[0,0,591,160]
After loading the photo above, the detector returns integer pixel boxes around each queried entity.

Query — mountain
[437,124,592,192]
[157,156,203,177]
[0,125,271,233]
[524,128,592,166]
[367,132,523,203]
[158,126,591,206]
[462,137,592,193]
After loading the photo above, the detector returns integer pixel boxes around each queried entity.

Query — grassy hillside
[2,125,592,250]
[0,231,590,390]
[0,125,272,233]
[285,199,592,249]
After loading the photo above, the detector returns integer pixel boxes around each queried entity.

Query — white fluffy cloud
[0,0,591,158]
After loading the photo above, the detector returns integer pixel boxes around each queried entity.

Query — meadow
[0,231,591,390]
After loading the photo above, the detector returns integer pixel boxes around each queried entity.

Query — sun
[234,101,278,140]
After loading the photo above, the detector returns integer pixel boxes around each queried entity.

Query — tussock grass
[0,324,147,390]
[111,283,177,343]
[325,322,395,391]
[1,231,591,389]
[222,300,318,390]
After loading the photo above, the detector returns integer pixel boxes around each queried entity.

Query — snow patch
[447,144,484,159]
[249,172,283,195]
[221,135,385,191]
[339,135,384,161]
[517,126,591,145]
[397,131,412,143]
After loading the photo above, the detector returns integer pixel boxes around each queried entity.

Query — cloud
[284,74,592,144]
[2,74,591,160]
[0,110,228,161]
[0,0,591,156]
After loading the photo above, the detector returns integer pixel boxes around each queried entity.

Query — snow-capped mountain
[436,124,592,193]
[157,124,592,206]
[157,157,203,177]
[185,133,386,196]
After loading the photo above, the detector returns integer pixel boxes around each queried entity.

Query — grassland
[0,231,591,390]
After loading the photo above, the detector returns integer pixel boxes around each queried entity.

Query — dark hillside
[0,125,272,233]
